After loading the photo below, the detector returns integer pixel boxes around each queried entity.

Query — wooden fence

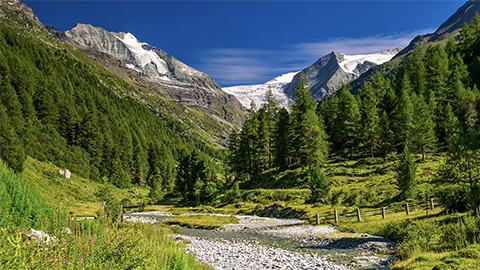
[120,201,144,222]
[314,198,443,225]
[69,201,144,222]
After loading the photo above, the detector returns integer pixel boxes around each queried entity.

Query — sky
[24,0,466,87]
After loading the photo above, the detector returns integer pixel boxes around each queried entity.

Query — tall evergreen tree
[262,89,280,167]
[335,84,361,157]
[396,146,417,200]
[359,81,380,157]
[406,48,427,96]
[441,103,461,148]
[0,106,26,172]
[309,166,328,203]
[290,75,328,166]
[378,111,395,161]
[227,127,240,174]
[274,107,291,171]
[393,87,414,151]
[412,95,437,160]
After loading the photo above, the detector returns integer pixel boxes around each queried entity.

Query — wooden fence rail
[119,201,144,222]
[315,197,441,225]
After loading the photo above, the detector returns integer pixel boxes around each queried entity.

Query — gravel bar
[181,235,350,270]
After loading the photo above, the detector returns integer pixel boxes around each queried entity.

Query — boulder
[59,169,71,178]
[27,228,58,245]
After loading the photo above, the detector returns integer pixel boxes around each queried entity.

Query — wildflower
[64,259,71,265]
[91,237,95,244]
[79,257,84,263]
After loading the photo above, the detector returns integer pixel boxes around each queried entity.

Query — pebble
[182,235,350,270]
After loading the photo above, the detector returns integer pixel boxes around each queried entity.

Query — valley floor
[128,212,395,270]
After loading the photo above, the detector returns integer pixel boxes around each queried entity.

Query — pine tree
[412,95,437,160]
[147,143,176,202]
[274,107,291,171]
[359,81,379,157]
[441,103,461,148]
[309,166,328,203]
[370,70,389,100]
[0,106,26,172]
[378,111,395,161]
[227,128,240,174]
[393,87,414,151]
[255,108,270,173]
[262,89,279,167]
[455,86,478,131]
[290,75,328,167]
[336,84,361,157]
[425,44,450,104]
[131,131,147,186]
[396,146,416,200]
[0,77,24,131]
[406,48,427,96]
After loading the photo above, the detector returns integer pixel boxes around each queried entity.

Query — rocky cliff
[285,48,401,100]
[64,23,243,119]
[395,0,480,59]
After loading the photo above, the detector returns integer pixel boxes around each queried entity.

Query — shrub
[435,185,468,212]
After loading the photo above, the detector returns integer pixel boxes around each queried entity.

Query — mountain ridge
[64,23,244,115]
[224,49,401,109]
[285,48,402,100]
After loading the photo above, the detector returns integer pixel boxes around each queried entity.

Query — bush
[435,185,468,212]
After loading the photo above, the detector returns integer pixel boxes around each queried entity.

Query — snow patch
[118,33,169,74]
[223,72,299,109]
[266,71,299,85]
[338,50,397,74]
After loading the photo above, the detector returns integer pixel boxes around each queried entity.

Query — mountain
[395,0,480,59]
[222,71,298,109]
[64,23,243,116]
[350,0,480,92]
[285,48,402,100]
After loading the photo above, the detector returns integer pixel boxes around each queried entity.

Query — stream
[126,212,395,270]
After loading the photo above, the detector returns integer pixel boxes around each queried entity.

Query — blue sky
[25,1,465,86]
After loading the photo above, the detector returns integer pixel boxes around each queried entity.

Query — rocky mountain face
[0,0,43,31]
[350,0,480,92]
[395,0,480,59]
[64,23,243,120]
[222,72,298,109]
[285,48,402,100]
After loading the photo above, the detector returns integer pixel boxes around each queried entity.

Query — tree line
[0,24,220,204]
[228,17,480,207]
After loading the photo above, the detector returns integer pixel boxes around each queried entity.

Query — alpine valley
[2,0,480,270]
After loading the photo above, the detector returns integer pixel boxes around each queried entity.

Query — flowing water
[178,227,393,269]
[128,212,394,269]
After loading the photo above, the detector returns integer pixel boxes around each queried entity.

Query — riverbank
[127,212,396,269]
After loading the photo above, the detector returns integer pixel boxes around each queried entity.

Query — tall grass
[0,162,208,269]
[0,162,51,229]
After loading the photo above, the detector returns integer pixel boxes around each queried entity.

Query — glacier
[222,71,299,109]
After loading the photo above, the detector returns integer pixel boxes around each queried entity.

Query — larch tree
[412,95,437,160]
[290,75,328,167]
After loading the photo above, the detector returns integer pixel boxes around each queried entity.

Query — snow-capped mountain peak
[117,32,169,74]
[223,71,299,109]
[337,50,398,74]
[226,48,402,109]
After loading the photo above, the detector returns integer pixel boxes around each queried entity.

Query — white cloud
[200,29,434,86]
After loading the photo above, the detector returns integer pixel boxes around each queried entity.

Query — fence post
[316,214,320,225]
[382,207,386,219]
[120,204,123,222]
[406,202,410,215]
[356,208,361,222]
[334,209,338,224]
[430,198,435,210]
